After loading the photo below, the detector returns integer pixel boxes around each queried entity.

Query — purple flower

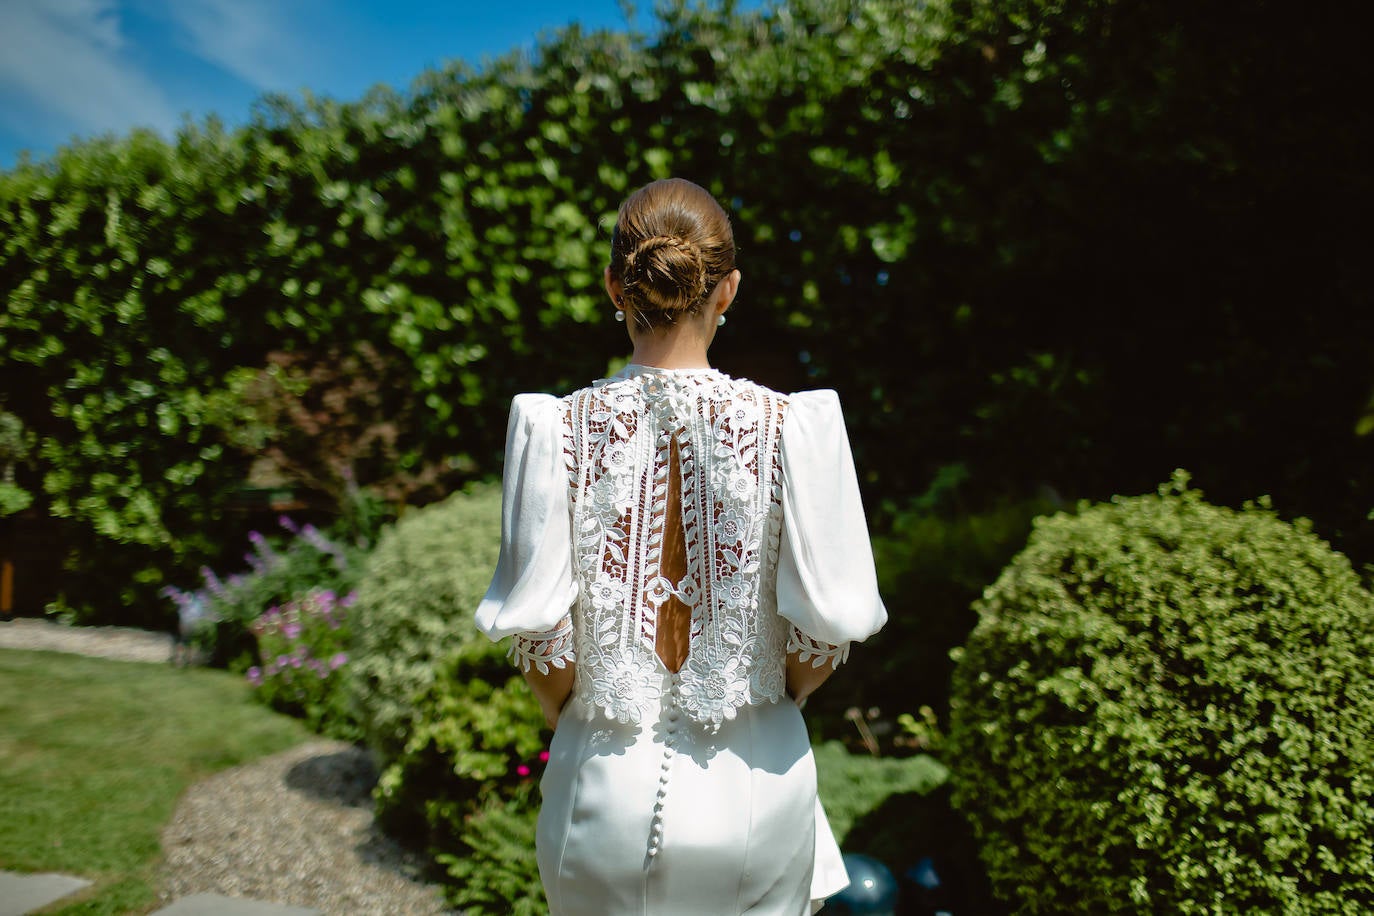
[247,530,281,569]
[246,666,263,686]
[329,652,348,670]
[341,591,358,608]
[200,566,227,598]
[278,515,300,534]
[283,622,302,640]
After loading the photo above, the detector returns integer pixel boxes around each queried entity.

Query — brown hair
[608,178,736,330]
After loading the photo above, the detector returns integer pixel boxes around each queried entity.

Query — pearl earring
[615,309,626,322]
[717,314,727,326]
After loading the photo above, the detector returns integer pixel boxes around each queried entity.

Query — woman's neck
[628,325,712,369]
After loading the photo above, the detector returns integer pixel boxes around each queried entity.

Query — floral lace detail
[510,614,575,674]
[564,366,793,728]
[787,626,850,670]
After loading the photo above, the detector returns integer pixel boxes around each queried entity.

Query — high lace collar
[601,363,728,384]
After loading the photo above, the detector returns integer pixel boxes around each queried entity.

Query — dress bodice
[476,366,887,729]
[563,366,793,726]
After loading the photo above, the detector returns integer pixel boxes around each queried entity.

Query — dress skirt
[537,666,846,915]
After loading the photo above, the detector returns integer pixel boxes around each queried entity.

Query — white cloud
[0,0,177,138]
[161,0,320,92]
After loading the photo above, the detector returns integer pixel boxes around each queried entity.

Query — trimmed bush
[349,483,549,913]
[947,473,1374,913]
[348,483,505,761]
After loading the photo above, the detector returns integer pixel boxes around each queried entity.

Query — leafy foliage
[437,784,546,916]
[209,342,445,507]
[388,646,548,915]
[1,0,1369,625]
[349,485,550,914]
[947,473,1374,913]
[348,484,506,761]
[814,741,948,843]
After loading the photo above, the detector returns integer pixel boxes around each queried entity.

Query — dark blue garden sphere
[818,853,899,915]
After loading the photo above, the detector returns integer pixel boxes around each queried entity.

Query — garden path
[0,618,455,915]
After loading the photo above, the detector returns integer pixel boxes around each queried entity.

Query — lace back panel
[566,369,790,727]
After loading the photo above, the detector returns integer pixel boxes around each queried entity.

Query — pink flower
[246,666,262,686]
[539,750,550,763]
[516,765,531,777]
[329,652,348,670]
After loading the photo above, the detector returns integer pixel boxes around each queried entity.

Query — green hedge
[947,473,1374,913]
[2,0,1369,624]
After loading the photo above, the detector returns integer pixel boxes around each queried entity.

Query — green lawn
[0,648,313,914]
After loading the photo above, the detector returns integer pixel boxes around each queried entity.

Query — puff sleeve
[776,389,887,667]
[474,394,578,673]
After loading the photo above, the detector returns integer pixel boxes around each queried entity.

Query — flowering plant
[161,514,368,668]
[246,588,360,739]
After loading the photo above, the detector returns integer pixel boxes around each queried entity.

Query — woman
[476,178,887,915]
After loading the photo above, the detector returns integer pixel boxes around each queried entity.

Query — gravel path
[0,617,456,915]
[157,739,452,915]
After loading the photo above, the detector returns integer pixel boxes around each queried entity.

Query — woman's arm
[524,663,575,729]
[785,652,835,706]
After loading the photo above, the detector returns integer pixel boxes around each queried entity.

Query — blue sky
[0,0,659,170]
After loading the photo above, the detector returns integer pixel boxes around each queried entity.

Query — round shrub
[948,473,1374,914]
[349,483,506,761]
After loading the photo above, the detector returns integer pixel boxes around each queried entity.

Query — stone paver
[0,871,91,916]
[151,893,321,915]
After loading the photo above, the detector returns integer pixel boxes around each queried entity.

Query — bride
[477,177,887,915]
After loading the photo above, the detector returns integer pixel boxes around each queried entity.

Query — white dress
[476,365,887,915]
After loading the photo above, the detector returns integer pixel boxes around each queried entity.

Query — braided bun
[609,178,736,330]
[620,234,709,315]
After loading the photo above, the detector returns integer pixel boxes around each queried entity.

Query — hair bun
[621,234,708,313]
[609,178,736,329]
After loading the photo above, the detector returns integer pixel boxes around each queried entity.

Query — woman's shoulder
[507,392,565,431]
[783,388,840,408]
[778,389,846,443]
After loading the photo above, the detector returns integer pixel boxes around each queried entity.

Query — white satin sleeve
[474,393,578,672]
[777,389,887,668]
